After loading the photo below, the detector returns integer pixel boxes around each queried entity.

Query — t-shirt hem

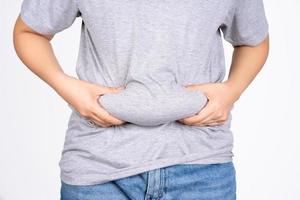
[60,153,233,186]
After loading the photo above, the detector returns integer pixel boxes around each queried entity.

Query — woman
[13,0,269,199]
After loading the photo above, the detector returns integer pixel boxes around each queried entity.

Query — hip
[60,161,236,200]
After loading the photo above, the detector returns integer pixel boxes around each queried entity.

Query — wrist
[48,70,72,92]
[223,80,243,102]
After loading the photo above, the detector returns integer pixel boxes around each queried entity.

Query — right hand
[55,74,126,127]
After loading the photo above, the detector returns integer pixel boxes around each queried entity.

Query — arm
[13,15,125,127]
[178,35,269,126]
[16,0,208,127]
[13,15,62,90]
[226,35,270,100]
[13,13,208,127]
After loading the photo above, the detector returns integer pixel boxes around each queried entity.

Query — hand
[55,74,126,127]
[177,81,239,126]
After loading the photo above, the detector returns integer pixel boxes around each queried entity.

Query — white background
[1,0,299,199]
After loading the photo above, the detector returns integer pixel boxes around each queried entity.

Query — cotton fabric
[60,162,236,200]
[20,0,269,185]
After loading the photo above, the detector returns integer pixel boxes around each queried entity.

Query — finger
[91,102,125,125]
[180,100,215,124]
[195,120,225,127]
[87,115,111,127]
[98,86,125,95]
[184,84,208,94]
[94,86,125,105]
[198,122,219,127]
[196,110,225,125]
[117,86,126,90]
[89,113,113,127]
[184,84,197,91]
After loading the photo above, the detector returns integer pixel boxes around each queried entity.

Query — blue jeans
[61,161,236,200]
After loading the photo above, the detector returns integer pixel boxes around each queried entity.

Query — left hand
[177,81,240,126]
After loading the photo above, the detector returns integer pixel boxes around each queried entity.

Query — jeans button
[158,192,163,198]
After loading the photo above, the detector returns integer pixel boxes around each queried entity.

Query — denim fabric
[60,162,236,200]
[21,0,268,185]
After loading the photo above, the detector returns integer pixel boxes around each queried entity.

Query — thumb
[99,86,125,94]
[185,84,209,96]
[185,84,205,91]
[109,86,125,93]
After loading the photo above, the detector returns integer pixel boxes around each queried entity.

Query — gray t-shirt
[20,0,269,185]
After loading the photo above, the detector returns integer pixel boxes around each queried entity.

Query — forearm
[224,35,270,101]
[13,15,67,92]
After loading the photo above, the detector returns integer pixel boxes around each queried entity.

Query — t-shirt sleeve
[20,0,81,35]
[220,0,269,46]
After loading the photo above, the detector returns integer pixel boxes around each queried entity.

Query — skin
[13,14,269,128]
[13,15,126,128]
[178,35,270,126]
